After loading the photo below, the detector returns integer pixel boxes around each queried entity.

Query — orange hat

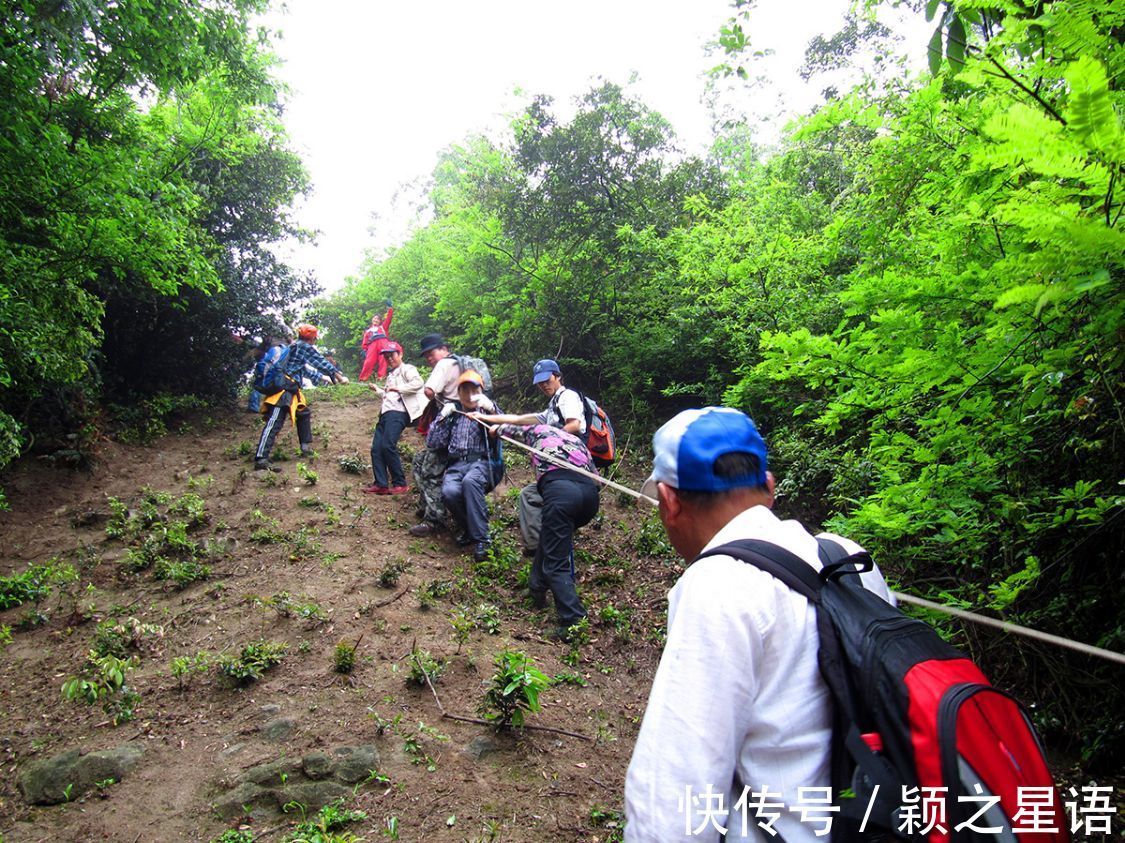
[456,370,484,389]
[297,324,318,341]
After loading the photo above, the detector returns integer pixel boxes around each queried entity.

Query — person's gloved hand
[471,393,495,412]
[439,402,456,419]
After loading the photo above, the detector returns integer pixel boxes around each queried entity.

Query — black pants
[370,409,409,487]
[530,471,600,628]
[255,395,312,462]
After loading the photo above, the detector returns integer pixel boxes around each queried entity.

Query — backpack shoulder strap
[573,388,595,431]
[696,538,823,601]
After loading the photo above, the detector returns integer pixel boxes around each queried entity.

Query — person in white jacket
[625,407,891,842]
[362,342,425,495]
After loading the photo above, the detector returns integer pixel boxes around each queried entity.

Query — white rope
[891,591,1125,666]
[456,409,657,504]
[456,410,1125,667]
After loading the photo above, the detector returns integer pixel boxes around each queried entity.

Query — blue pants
[531,472,600,628]
[370,410,409,487]
[441,459,496,543]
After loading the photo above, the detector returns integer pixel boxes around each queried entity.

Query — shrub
[480,650,550,729]
[61,651,140,725]
[407,649,445,687]
[217,640,288,685]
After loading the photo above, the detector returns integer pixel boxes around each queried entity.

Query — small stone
[260,717,295,742]
[301,752,332,780]
[212,782,274,819]
[331,745,379,784]
[219,742,246,758]
[276,780,351,811]
[259,704,281,716]
[240,758,302,787]
[464,735,500,761]
[18,744,145,805]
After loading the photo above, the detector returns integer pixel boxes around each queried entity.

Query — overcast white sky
[262,0,928,294]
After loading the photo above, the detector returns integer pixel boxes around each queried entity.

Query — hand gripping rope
[456,409,1125,668]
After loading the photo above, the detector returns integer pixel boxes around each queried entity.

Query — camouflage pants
[413,448,450,526]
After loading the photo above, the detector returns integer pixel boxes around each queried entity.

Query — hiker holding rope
[623,408,891,842]
[253,324,348,472]
[421,370,501,561]
[362,341,424,495]
[478,418,599,641]
[474,358,587,557]
[409,333,463,536]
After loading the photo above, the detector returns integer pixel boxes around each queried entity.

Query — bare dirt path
[0,386,670,842]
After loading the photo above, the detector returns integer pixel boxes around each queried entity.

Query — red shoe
[361,483,388,495]
[387,485,410,495]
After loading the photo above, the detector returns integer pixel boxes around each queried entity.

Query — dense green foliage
[317,1,1124,762]
[0,0,313,488]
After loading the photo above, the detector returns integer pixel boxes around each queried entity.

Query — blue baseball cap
[531,358,561,385]
[641,407,768,498]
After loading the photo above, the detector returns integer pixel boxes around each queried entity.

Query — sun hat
[419,333,447,355]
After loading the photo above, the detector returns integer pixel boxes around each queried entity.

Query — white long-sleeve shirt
[625,505,892,842]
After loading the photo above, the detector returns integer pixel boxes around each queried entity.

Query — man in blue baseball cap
[624,407,891,842]
[475,358,588,556]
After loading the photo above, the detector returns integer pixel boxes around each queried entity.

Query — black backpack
[696,537,1068,843]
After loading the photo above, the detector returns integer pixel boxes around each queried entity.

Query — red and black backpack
[696,537,1069,843]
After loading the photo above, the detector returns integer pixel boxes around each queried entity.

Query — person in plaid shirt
[254,324,348,471]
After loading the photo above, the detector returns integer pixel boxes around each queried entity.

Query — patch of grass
[416,578,455,610]
[92,617,164,658]
[406,649,445,687]
[337,454,368,475]
[252,592,327,625]
[553,670,588,687]
[248,510,285,544]
[168,492,207,527]
[170,651,213,689]
[281,797,367,842]
[153,558,210,589]
[0,562,57,610]
[186,474,214,491]
[475,603,501,635]
[217,639,288,685]
[378,559,411,588]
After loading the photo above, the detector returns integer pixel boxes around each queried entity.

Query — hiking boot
[550,624,584,644]
[522,546,536,558]
[254,460,276,472]
[362,483,388,495]
[300,445,316,457]
[472,542,491,563]
[387,485,410,495]
[528,590,548,610]
[455,532,473,547]
[408,522,441,537]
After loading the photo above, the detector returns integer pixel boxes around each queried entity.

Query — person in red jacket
[358,299,394,381]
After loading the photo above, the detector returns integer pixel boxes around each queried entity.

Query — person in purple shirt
[478,419,600,640]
